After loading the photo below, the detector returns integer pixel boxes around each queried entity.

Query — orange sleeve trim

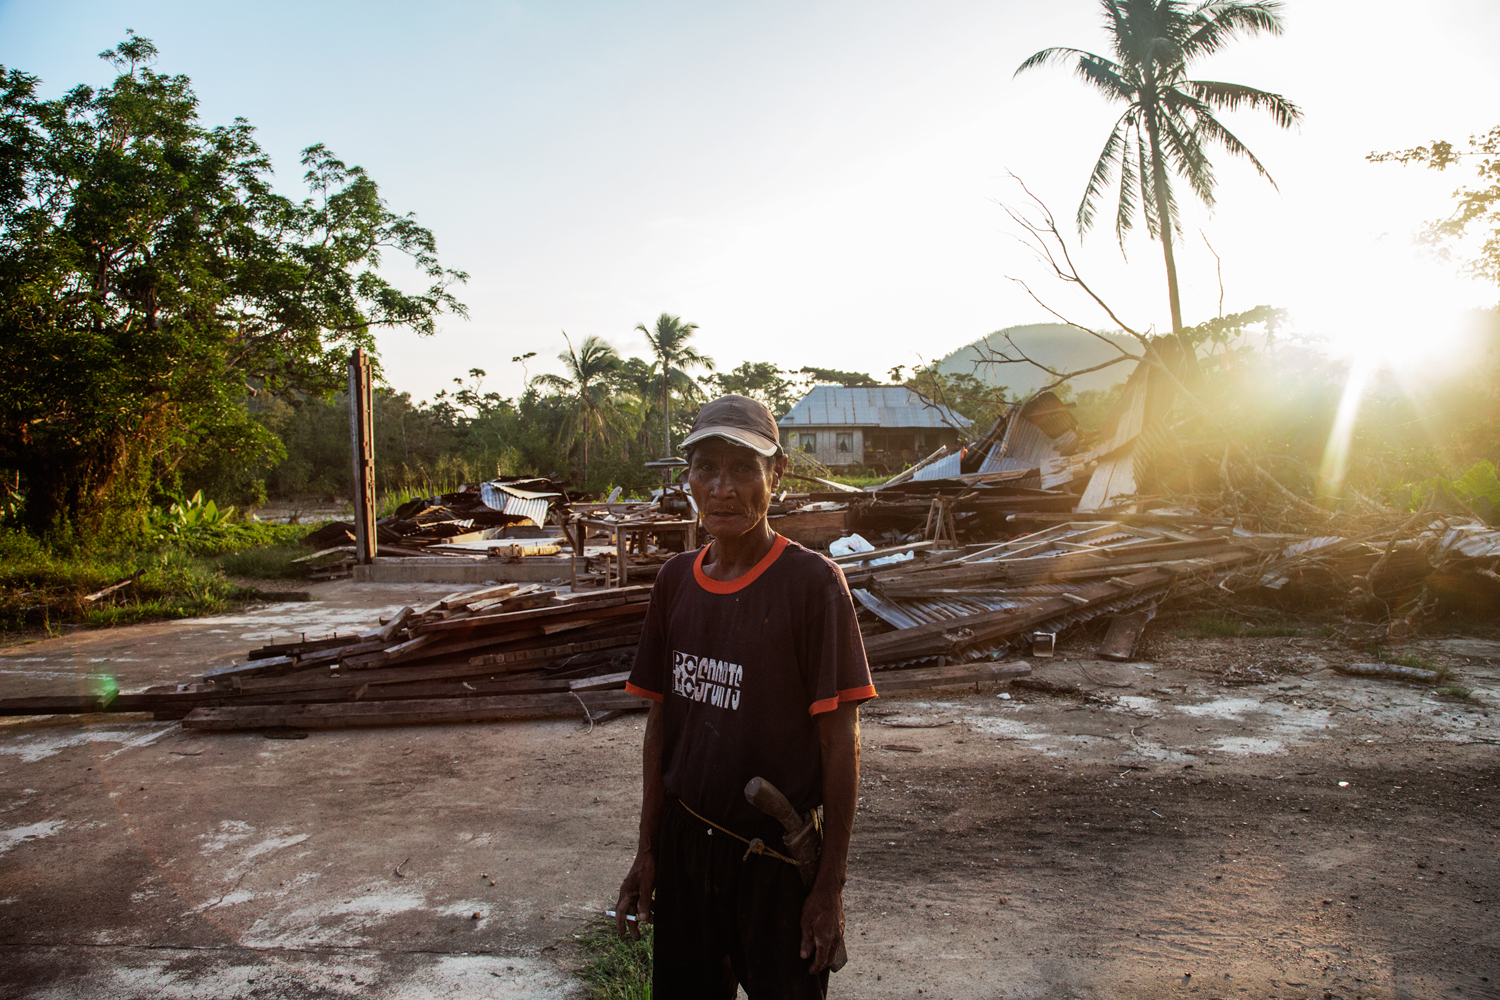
[839,683,878,702]
[624,682,663,703]
[810,683,879,715]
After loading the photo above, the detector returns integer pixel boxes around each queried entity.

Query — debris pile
[843,517,1274,667]
[299,478,569,579]
[75,584,653,729]
[5,357,1498,729]
[564,486,700,588]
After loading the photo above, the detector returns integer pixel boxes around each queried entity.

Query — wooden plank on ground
[181,689,650,730]
[568,671,631,692]
[1096,609,1154,661]
[468,628,643,668]
[414,590,649,634]
[439,583,520,609]
[873,660,1031,694]
[0,693,119,716]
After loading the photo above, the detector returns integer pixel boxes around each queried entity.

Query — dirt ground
[1,585,1498,999]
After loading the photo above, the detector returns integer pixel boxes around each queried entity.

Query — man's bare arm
[801,701,860,972]
[615,701,665,939]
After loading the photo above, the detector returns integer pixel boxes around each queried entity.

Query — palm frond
[1191,108,1277,186]
[1078,113,1132,235]
[1138,132,1161,240]
[1159,110,1216,208]
[1015,46,1106,78]
[1115,126,1142,250]
[1182,1,1285,59]
[531,372,574,393]
[1186,79,1301,128]
[1071,53,1134,101]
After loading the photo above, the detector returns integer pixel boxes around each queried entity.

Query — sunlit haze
[3,0,1496,401]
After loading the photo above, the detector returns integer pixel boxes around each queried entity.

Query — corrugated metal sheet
[911,452,965,481]
[977,444,1038,475]
[1094,364,1149,458]
[852,589,1026,630]
[480,482,554,525]
[1075,446,1137,511]
[1000,417,1062,465]
[1018,392,1079,439]
[779,386,972,429]
[1439,525,1500,560]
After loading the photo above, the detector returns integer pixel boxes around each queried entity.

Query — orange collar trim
[693,534,789,594]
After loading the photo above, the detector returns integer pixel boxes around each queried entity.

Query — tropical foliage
[1016,0,1301,362]
[532,335,635,483]
[637,313,714,455]
[0,34,464,536]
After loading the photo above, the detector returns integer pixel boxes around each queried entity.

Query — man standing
[615,395,875,999]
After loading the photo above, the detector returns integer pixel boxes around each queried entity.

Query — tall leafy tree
[1017,0,1300,368]
[705,361,800,419]
[0,34,465,534]
[532,334,634,483]
[636,313,713,455]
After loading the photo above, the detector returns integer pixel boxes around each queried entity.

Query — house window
[836,432,853,453]
[800,433,817,453]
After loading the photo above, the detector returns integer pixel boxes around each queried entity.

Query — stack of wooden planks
[49,583,650,731]
[843,520,1281,667]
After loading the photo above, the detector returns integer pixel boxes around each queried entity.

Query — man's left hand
[799,882,845,974]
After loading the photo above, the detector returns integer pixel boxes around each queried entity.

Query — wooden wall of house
[780,426,963,470]
[781,427,864,467]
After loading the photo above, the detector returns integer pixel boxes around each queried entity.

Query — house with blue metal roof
[777,386,972,471]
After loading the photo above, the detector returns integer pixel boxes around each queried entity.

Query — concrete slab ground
[3,586,1499,998]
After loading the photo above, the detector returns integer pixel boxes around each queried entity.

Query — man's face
[686,437,786,540]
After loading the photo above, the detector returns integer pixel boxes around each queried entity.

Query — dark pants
[653,796,830,1000]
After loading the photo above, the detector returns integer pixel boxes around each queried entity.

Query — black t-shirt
[626,534,877,831]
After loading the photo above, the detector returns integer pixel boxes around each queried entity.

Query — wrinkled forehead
[686,436,772,466]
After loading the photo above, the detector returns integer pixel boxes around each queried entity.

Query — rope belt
[677,798,803,868]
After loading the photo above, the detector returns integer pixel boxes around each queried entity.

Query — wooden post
[616,528,629,588]
[348,347,376,565]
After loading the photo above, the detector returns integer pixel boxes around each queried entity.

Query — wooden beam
[181,689,651,731]
[872,660,1031,693]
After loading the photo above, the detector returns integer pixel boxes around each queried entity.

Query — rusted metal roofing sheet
[778,386,972,429]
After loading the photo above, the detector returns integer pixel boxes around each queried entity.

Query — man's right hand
[614,849,656,940]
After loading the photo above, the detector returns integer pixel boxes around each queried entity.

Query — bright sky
[3,0,1497,401]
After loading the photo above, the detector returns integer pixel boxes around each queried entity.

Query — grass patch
[1174,614,1305,639]
[0,520,322,635]
[1243,624,1307,638]
[575,917,653,1000]
[1436,685,1474,699]
[215,544,308,580]
[1392,653,1451,678]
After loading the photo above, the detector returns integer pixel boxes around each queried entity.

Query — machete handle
[744,776,803,835]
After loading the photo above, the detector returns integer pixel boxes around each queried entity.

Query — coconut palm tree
[636,313,714,455]
[531,333,633,483]
[1017,0,1301,367]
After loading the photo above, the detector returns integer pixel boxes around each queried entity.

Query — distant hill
[935,323,1141,397]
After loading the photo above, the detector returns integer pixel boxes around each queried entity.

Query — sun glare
[1287,240,1483,376]
[1292,238,1490,500]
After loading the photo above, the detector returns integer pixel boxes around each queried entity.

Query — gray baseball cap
[680,394,781,457]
